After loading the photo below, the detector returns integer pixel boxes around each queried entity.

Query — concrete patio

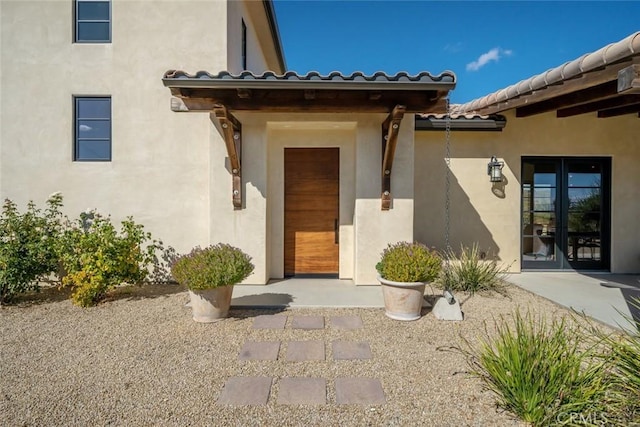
[506,272,640,330]
[231,273,640,330]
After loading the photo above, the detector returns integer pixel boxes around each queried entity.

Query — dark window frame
[74,0,112,43]
[241,19,247,70]
[74,96,112,162]
[520,156,611,271]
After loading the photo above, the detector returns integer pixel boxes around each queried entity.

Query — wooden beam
[212,105,242,209]
[381,105,406,210]
[557,95,640,117]
[618,64,640,94]
[516,81,618,117]
[478,57,639,115]
[597,102,640,118]
[169,88,444,113]
[237,88,252,99]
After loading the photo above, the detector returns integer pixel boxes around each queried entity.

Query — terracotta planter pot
[378,275,426,321]
[188,285,234,323]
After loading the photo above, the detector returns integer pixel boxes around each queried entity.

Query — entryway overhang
[162,70,456,209]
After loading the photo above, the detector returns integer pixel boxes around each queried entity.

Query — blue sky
[272,1,640,103]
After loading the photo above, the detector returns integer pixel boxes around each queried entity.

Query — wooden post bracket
[381,105,406,210]
[212,105,242,209]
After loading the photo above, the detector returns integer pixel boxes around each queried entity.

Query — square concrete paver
[335,378,385,405]
[330,315,364,330]
[239,341,281,361]
[277,378,327,405]
[217,377,273,405]
[332,341,372,360]
[252,315,287,330]
[291,315,325,330]
[286,340,325,362]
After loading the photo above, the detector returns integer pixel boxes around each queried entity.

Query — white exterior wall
[0,0,280,256]
[266,120,357,282]
[214,113,416,285]
[415,110,640,273]
[354,115,415,283]
[226,0,277,73]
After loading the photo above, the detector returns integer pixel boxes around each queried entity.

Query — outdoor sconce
[487,156,504,182]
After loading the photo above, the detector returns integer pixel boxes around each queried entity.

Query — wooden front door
[284,148,339,276]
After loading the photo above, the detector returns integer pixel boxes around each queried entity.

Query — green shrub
[586,299,640,422]
[171,244,254,290]
[57,211,160,307]
[460,309,611,426]
[0,193,63,304]
[438,243,510,295]
[376,241,441,283]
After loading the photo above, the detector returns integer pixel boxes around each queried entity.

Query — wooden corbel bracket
[381,105,406,210]
[212,105,243,209]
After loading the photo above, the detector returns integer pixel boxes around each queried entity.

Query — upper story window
[241,19,247,70]
[74,97,111,161]
[74,0,111,43]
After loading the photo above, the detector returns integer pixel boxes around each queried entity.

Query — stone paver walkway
[291,315,325,329]
[217,377,272,405]
[332,341,372,360]
[238,341,280,361]
[217,314,386,406]
[252,314,287,329]
[277,378,327,405]
[286,340,325,361]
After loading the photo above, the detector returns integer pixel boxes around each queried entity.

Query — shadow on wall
[414,163,501,260]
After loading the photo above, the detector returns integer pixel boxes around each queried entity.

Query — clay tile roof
[163,70,456,90]
[454,31,640,114]
[416,113,507,131]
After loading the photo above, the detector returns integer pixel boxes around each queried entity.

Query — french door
[521,157,610,270]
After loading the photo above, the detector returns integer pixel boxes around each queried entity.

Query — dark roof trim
[163,70,456,91]
[263,0,286,72]
[416,114,507,131]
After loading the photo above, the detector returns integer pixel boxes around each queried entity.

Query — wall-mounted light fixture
[487,156,504,182]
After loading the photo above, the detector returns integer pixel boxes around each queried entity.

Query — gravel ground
[1,284,601,426]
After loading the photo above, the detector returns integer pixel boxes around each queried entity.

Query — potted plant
[376,241,441,321]
[171,243,254,323]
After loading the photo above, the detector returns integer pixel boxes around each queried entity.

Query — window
[241,19,247,70]
[74,97,111,161]
[75,0,111,43]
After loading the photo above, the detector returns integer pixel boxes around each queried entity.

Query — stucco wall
[211,113,415,285]
[226,1,273,73]
[354,115,415,284]
[415,110,640,273]
[0,0,281,257]
[266,121,355,280]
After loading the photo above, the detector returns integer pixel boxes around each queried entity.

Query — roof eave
[263,0,286,72]
[456,31,640,115]
[162,78,456,92]
[415,115,507,131]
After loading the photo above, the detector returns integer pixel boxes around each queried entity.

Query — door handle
[334,219,339,244]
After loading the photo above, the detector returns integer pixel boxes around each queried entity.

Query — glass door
[522,158,610,270]
[522,160,560,269]
[565,160,609,270]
